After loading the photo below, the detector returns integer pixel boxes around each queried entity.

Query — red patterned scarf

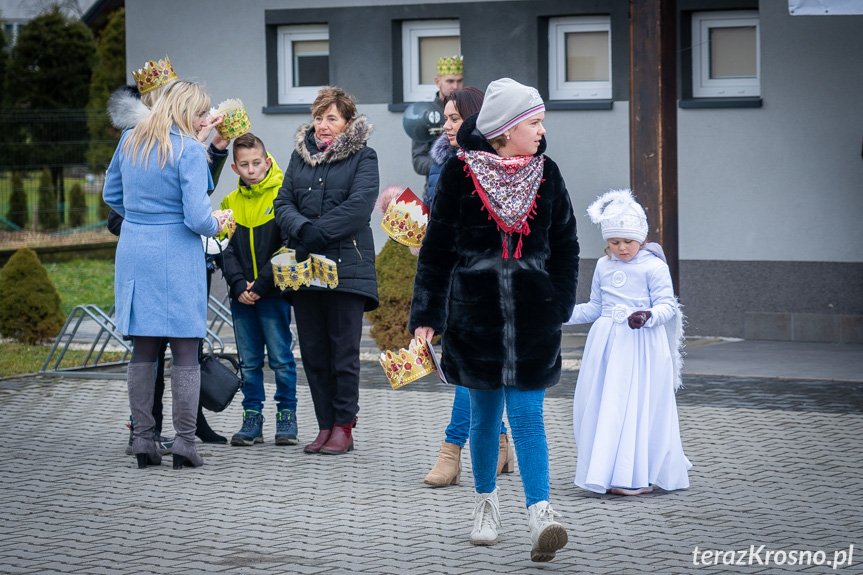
[458,149,544,258]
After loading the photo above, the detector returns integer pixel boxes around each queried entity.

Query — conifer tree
[7,172,28,229]
[37,167,59,230]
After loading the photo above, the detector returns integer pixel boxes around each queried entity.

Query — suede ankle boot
[497,433,515,475]
[127,362,161,468]
[424,442,462,486]
[170,365,203,469]
[320,424,354,454]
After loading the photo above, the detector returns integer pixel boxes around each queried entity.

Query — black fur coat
[409,115,580,390]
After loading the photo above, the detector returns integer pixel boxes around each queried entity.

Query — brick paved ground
[1,365,861,574]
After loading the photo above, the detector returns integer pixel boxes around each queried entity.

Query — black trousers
[292,290,365,429]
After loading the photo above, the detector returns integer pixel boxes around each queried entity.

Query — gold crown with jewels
[380,187,428,248]
[211,98,252,141]
[437,55,464,76]
[380,336,437,389]
[271,248,338,291]
[132,56,178,95]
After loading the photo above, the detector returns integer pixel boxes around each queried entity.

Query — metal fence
[0,109,119,231]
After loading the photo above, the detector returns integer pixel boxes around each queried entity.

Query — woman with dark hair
[423,87,514,488]
[274,86,380,455]
[410,78,579,562]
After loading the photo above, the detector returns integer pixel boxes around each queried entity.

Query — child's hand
[627,310,652,329]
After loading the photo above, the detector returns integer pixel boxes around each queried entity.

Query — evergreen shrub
[37,167,59,230]
[7,172,28,228]
[0,248,66,344]
[367,239,418,351]
[69,183,87,227]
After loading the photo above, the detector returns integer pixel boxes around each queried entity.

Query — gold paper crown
[212,98,252,140]
[437,55,464,77]
[379,336,437,389]
[213,209,236,239]
[132,57,178,95]
[380,187,429,248]
[271,248,339,291]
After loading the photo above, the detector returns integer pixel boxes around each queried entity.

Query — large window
[402,20,460,102]
[691,11,760,98]
[278,25,329,105]
[548,16,612,101]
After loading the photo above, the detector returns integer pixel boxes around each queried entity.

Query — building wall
[125,0,863,341]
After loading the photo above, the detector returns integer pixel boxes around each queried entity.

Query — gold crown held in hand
[132,56,178,95]
[380,336,437,389]
[380,187,429,248]
[210,98,252,140]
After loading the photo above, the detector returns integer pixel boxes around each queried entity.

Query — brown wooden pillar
[629,0,680,292]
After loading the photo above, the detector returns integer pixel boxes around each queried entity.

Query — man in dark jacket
[410,56,463,198]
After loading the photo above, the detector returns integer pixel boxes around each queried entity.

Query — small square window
[278,25,329,105]
[692,11,760,98]
[548,16,612,100]
[402,20,460,102]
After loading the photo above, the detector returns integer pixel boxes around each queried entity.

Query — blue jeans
[231,297,298,413]
[445,385,507,447]
[469,387,548,507]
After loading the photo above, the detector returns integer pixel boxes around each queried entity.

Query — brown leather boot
[424,442,462,486]
[497,433,515,475]
[303,428,332,454]
[320,423,354,454]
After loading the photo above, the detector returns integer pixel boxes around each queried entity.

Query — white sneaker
[528,501,568,562]
[470,488,501,546]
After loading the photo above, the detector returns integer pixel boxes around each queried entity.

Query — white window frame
[401,20,460,102]
[692,11,760,98]
[548,16,612,101]
[3,20,24,46]
[277,24,329,105]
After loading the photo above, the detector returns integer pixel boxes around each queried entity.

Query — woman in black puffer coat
[274,86,379,456]
[409,79,579,562]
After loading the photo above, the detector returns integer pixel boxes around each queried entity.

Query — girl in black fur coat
[409,78,579,562]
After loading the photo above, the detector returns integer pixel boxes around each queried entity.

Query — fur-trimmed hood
[430,133,456,166]
[107,86,148,131]
[294,115,373,167]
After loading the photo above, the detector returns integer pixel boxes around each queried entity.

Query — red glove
[627,310,652,329]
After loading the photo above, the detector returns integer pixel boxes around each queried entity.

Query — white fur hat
[476,78,545,139]
[587,189,648,243]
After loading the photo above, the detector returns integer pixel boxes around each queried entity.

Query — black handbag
[199,352,243,413]
[198,237,245,413]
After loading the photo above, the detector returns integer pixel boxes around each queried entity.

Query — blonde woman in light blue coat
[103,80,225,470]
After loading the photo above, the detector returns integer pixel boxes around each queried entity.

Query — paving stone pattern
[0,366,861,574]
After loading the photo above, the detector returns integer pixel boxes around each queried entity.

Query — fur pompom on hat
[587,189,649,243]
[375,185,405,215]
[476,78,545,139]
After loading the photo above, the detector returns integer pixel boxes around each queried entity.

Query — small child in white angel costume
[566,189,691,496]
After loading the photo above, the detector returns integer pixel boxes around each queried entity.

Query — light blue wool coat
[103,128,218,337]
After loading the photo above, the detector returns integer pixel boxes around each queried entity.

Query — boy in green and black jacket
[220,133,298,447]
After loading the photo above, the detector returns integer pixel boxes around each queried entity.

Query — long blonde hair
[122,80,210,169]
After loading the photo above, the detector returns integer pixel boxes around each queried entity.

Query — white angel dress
[566,244,691,494]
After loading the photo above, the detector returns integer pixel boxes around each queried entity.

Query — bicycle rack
[39,296,239,379]
[39,304,132,379]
